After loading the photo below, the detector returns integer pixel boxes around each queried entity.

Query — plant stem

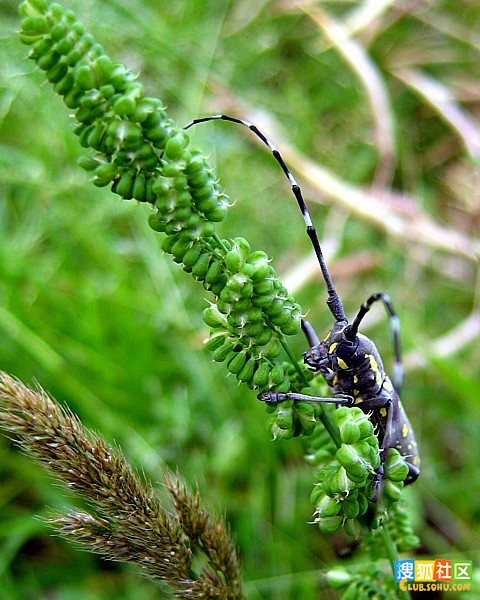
[317,404,342,448]
[381,521,412,600]
[213,233,229,253]
[279,332,307,383]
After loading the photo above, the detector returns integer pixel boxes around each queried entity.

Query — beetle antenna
[346,293,403,391]
[184,114,346,322]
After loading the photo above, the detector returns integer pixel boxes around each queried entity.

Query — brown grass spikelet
[0,371,244,599]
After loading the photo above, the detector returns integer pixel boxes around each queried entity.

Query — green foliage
[1,0,479,598]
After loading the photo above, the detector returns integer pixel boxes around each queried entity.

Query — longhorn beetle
[185,114,420,499]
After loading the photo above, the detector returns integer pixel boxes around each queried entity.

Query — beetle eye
[303,344,328,370]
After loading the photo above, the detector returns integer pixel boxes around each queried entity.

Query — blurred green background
[1,0,479,598]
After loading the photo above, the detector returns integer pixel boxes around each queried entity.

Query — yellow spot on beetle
[380,408,387,418]
[338,358,348,369]
[367,354,379,372]
[383,378,393,392]
[413,456,418,465]
[353,375,358,384]
[402,423,409,438]
[366,354,383,384]
[329,342,338,354]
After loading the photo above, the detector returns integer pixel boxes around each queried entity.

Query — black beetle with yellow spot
[185,114,420,502]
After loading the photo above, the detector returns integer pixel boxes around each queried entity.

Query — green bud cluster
[20,0,183,204]
[309,407,409,534]
[19,0,314,438]
[266,394,320,440]
[327,501,419,597]
[147,147,230,241]
[326,500,419,597]
[258,379,328,441]
[364,500,419,556]
[200,238,302,392]
[366,448,412,530]
[387,501,419,552]
[198,236,318,438]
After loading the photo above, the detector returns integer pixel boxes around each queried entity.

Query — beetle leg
[365,398,394,502]
[404,462,420,485]
[357,395,390,411]
[258,391,354,406]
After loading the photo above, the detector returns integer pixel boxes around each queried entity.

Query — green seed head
[252,362,271,388]
[314,493,340,518]
[237,357,256,383]
[326,568,352,590]
[280,317,301,336]
[165,131,189,160]
[204,332,228,352]
[203,305,228,329]
[20,0,49,17]
[385,448,409,482]
[315,515,343,534]
[227,350,248,375]
[383,480,404,503]
[212,340,235,363]
[225,250,243,274]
